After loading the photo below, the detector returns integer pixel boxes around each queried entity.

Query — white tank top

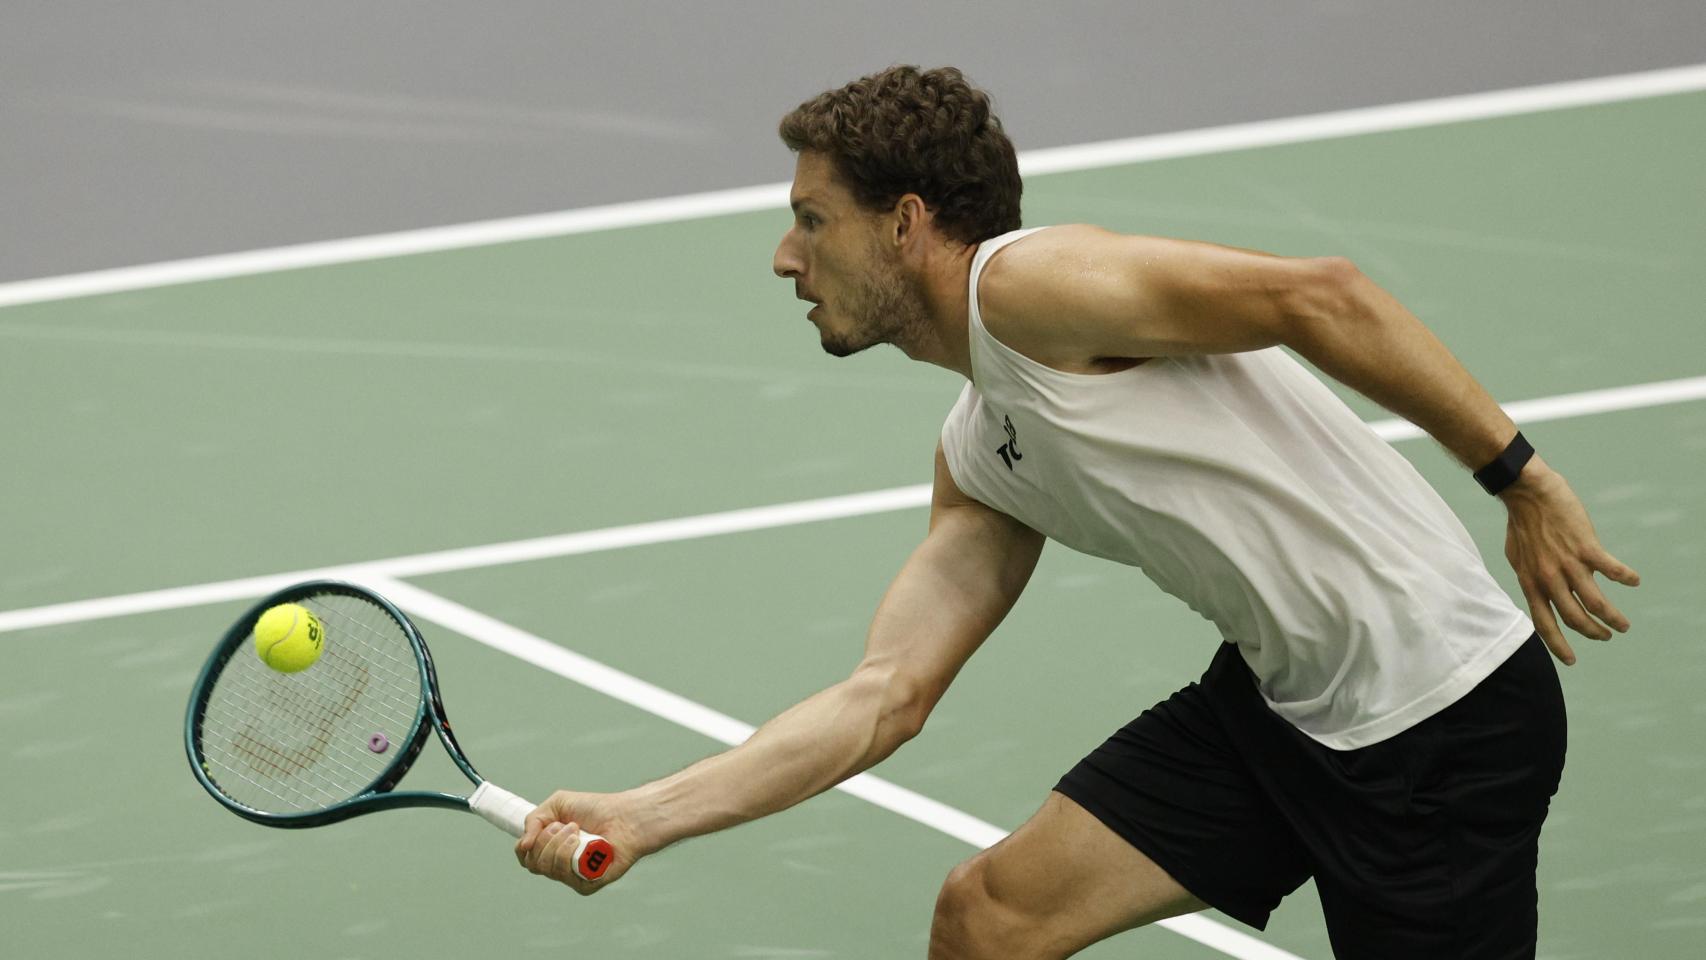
[940,227,1534,749]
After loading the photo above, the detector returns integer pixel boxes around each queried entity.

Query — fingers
[515,820,609,895]
[518,790,576,853]
[1519,574,1575,666]
[538,821,577,873]
[1542,567,1611,641]
[1518,555,1637,663]
[516,827,540,867]
[519,809,553,853]
[518,822,578,876]
[517,822,552,872]
[1596,550,1642,588]
[1568,568,1630,635]
[1500,469,1641,659]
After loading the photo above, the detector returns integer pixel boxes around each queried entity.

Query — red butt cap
[577,838,615,880]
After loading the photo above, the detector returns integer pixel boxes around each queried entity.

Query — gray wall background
[5,1,1704,283]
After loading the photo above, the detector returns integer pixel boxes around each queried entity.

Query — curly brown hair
[778,65,1022,245]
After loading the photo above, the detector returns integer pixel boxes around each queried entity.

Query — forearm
[629,667,919,852]
[1288,262,1555,480]
[515,460,1047,892]
[613,474,1038,860]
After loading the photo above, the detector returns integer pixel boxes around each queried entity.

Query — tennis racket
[185,579,615,881]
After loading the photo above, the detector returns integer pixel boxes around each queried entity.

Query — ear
[891,194,930,249]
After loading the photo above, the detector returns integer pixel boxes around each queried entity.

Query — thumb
[516,821,540,852]
[519,803,560,851]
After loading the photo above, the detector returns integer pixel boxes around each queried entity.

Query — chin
[815,319,870,358]
[819,334,864,358]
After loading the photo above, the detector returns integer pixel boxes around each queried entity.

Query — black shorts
[1055,633,1566,960]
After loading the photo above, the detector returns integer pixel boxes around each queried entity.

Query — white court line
[371,575,1308,960]
[3,373,1703,637]
[1,62,1703,309]
[1362,373,1706,442]
[1018,62,1706,177]
[0,486,931,634]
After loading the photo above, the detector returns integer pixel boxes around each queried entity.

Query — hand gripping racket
[185,579,615,881]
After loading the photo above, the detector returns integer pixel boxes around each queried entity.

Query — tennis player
[517,66,1640,959]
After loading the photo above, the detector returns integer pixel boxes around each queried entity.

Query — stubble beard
[818,254,931,359]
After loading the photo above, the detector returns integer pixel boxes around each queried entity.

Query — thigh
[1055,658,1314,931]
[1242,635,1568,959]
[1320,634,1567,960]
[962,791,1208,955]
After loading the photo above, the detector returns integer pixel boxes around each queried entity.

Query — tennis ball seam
[256,605,322,672]
[256,606,299,668]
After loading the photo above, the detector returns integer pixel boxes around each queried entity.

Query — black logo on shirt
[995,415,1023,471]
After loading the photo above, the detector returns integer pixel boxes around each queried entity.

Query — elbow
[1282,255,1371,347]
[1313,255,1363,290]
[889,679,934,745]
[880,668,936,746]
[849,663,936,757]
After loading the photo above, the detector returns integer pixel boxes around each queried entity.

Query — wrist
[1473,430,1535,495]
[1495,453,1561,504]
[623,783,679,855]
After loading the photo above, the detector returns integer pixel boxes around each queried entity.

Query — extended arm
[517,446,1045,891]
[979,225,1640,663]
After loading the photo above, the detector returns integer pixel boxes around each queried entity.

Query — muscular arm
[517,447,1044,889]
[634,461,1042,843]
[980,224,1639,662]
[982,225,1517,469]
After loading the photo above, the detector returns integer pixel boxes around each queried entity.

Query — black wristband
[1473,431,1534,496]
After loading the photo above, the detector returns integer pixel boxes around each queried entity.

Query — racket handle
[469,781,616,882]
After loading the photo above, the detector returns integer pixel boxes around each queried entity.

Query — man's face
[773,151,924,357]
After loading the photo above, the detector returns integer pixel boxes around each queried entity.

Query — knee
[931,858,985,948]
[930,855,1061,960]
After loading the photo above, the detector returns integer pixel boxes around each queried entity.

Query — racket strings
[198,593,426,814]
[211,598,418,805]
[205,634,390,809]
[219,676,377,794]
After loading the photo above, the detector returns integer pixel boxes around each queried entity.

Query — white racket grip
[470,781,534,837]
[470,781,616,881]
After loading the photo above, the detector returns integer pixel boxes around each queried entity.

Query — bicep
[860,447,1044,709]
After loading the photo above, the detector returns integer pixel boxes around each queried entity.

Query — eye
[799,213,819,230]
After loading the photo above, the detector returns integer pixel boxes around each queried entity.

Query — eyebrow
[790,197,820,213]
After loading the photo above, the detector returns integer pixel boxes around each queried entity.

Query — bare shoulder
[977,224,1151,372]
[977,225,1314,362]
[977,224,1120,312]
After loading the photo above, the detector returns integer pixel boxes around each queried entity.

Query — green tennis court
[3,87,1703,959]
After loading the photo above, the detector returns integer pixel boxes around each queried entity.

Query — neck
[896,241,977,379]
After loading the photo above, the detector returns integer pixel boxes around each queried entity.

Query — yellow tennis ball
[254,603,324,673]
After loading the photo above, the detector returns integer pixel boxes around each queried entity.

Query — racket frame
[184,579,489,828]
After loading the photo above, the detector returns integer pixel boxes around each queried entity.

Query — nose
[773,226,803,279]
